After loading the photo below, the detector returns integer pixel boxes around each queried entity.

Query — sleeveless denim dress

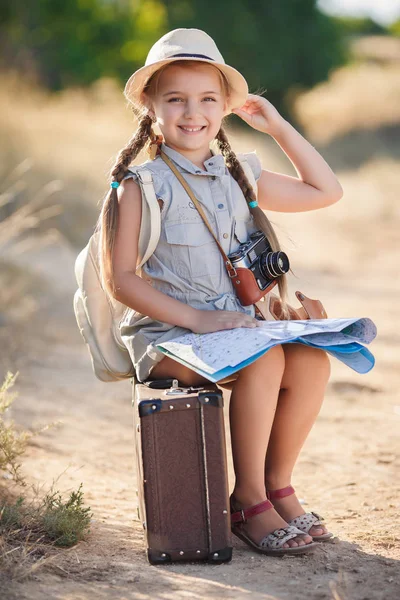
[120,142,265,382]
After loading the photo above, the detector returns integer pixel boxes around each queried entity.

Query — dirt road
[5,198,400,599]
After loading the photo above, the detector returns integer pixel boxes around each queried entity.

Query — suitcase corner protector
[138,399,162,416]
[199,391,223,408]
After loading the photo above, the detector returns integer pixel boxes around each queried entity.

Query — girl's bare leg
[264,343,331,536]
[230,345,312,548]
[148,355,211,386]
[150,346,315,547]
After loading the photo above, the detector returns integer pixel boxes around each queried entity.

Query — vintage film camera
[227,230,290,306]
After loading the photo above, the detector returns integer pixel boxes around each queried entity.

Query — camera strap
[160,151,328,321]
[160,150,238,279]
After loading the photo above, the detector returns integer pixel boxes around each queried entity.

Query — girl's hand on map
[190,309,262,334]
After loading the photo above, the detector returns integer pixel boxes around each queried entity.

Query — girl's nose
[184,100,199,118]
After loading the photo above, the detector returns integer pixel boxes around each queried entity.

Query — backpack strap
[238,155,257,195]
[127,166,161,270]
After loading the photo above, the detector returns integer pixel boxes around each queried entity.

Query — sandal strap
[260,525,308,550]
[267,485,295,500]
[231,498,273,524]
[288,512,325,534]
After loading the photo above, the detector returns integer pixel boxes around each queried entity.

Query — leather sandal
[267,485,333,542]
[230,494,316,556]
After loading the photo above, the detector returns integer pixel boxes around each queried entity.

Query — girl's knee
[282,344,331,384]
[236,344,285,384]
[259,344,285,373]
[308,347,331,379]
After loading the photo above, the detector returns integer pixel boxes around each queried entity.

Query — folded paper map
[157,318,377,383]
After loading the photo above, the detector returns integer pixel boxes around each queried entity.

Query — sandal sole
[232,527,316,556]
[312,532,334,542]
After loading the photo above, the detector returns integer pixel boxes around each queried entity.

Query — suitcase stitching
[143,413,161,550]
[199,402,212,553]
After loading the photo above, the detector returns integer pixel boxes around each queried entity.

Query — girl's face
[146,63,228,156]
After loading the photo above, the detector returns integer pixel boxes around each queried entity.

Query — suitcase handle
[144,378,179,389]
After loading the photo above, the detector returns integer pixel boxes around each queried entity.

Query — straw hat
[124,28,248,111]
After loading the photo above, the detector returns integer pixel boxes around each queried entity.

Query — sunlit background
[319,0,400,25]
[1,0,399,378]
[1,2,400,594]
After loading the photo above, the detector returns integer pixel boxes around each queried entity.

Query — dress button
[223,233,229,239]
[211,176,216,181]
[196,170,202,174]
[209,162,213,166]
[218,203,224,209]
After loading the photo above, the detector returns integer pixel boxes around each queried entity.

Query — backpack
[73,157,256,382]
[73,167,161,382]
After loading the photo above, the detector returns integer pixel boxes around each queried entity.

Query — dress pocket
[165,221,221,278]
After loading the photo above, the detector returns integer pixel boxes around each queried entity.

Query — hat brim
[124,57,248,113]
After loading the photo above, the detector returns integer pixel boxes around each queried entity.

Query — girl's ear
[223,96,232,117]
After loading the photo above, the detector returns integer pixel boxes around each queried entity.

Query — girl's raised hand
[231,94,285,137]
[190,309,262,335]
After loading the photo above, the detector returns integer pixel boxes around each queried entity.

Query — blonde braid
[110,114,154,183]
[99,114,154,296]
[216,126,290,317]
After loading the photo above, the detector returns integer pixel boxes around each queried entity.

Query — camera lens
[260,251,290,279]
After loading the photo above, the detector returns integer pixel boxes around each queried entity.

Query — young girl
[100,29,343,556]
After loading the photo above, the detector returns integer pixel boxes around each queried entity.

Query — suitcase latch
[164,386,205,396]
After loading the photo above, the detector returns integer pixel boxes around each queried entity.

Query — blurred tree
[0,0,347,116]
[389,21,400,37]
[331,16,388,37]
[165,0,347,117]
[0,0,128,89]
[0,0,166,90]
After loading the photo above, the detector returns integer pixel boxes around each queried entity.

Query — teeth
[180,126,203,132]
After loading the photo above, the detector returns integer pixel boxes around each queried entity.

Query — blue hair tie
[248,200,258,208]
[111,181,120,189]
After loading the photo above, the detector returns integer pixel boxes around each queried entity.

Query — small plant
[0,484,93,582]
[0,372,92,582]
[0,496,24,530]
[0,484,92,549]
[41,484,92,547]
[0,372,30,483]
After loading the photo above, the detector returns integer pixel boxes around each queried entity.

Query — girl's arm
[111,179,259,333]
[232,95,343,213]
[112,179,197,329]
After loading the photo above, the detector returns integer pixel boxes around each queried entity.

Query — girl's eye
[167,97,217,103]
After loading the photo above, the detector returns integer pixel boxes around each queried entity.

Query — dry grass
[0,529,52,585]
[0,159,67,368]
[0,484,92,584]
[0,372,29,483]
[0,370,92,583]
[294,38,400,142]
[0,74,138,205]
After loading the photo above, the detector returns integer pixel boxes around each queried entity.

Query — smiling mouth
[178,125,207,133]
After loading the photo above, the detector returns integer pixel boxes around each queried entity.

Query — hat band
[171,53,215,61]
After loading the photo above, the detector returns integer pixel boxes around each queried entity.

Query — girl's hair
[97,112,154,297]
[214,127,289,316]
[99,60,289,317]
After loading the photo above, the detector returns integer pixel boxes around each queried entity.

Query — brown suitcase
[132,377,232,565]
